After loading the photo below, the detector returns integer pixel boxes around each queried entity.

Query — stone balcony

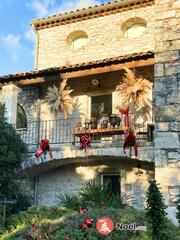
[16,116,155,175]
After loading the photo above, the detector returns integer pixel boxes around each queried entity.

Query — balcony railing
[16,115,154,151]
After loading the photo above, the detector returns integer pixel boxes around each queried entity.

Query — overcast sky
[0,0,109,76]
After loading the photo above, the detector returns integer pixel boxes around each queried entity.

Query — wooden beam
[1,74,59,87]
[0,58,154,87]
[18,77,46,85]
[61,58,154,79]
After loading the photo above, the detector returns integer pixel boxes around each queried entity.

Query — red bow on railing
[35,139,53,158]
[119,108,130,128]
[123,131,138,157]
[80,135,90,151]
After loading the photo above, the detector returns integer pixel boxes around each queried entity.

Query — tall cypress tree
[176,194,180,225]
[0,103,28,214]
[146,180,167,240]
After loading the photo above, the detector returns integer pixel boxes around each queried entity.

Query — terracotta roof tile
[0,51,154,83]
[32,0,154,30]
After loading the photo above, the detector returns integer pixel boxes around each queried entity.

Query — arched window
[124,24,146,38]
[16,104,27,129]
[122,18,147,38]
[67,30,88,50]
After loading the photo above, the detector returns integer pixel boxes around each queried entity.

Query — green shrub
[157,220,180,240]
[5,205,71,230]
[79,179,134,209]
[146,180,167,240]
[1,205,180,240]
[176,194,180,225]
[80,179,109,207]
[58,193,82,210]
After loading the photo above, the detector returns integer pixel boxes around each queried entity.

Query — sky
[0,0,110,76]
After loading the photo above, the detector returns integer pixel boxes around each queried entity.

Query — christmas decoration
[146,180,167,240]
[82,223,88,231]
[85,219,93,227]
[45,79,76,118]
[82,219,93,231]
[35,139,53,158]
[96,217,114,236]
[80,135,90,151]
[123,130,138,157]
[115,67,152,109]
[79,209,86,214]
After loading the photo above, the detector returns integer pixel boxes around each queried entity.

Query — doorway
[102,174,121,196]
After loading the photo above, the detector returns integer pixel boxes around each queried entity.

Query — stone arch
[16,103,27,129]
[116,6,154,39]
[121,17,147,38]
[66,30,88,50]
[121,17,146,32]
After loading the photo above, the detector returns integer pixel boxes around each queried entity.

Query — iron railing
[16,115,154,150]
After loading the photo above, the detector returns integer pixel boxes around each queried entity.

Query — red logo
[96,217,114,236]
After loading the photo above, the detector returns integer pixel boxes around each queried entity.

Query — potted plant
[90,117,97,129]
[109,114,121,128]
[97,102,110,128]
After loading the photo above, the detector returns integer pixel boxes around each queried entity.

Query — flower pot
[90,118,97,129]
[109,115,121,128]
[100,115,109,128]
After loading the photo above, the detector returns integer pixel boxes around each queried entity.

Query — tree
[176,194,180,225]
[0,103,28,215]
[146,180,167,240]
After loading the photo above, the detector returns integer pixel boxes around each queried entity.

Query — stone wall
[17,86,40,147]
[154,0,180,225]
[18,86,40,122]
[36,5,155,69]
[33,161,154,207]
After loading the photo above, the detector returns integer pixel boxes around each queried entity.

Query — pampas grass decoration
[116,67,152,109]
[45,79,76,118]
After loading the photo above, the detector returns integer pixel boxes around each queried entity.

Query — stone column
[154,0,180,224]
[2,84,21,125]
[77,95,91,118]
[112,91,122,114]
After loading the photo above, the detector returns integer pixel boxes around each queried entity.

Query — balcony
[16,115,154,151]
[16,115,155,174]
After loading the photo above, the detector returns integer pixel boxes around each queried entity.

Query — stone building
[0,0,179,224]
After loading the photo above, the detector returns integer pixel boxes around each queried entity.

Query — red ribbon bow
[35,139,53,158]
[80,135,90,151]
[123,131,138,157]
[119,108,130,128]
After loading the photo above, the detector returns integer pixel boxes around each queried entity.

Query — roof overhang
[0,51,154,86]
[32,0,155,30]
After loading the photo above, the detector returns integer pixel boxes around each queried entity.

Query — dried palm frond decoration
[45,79,76,118]
[116,67,152,109]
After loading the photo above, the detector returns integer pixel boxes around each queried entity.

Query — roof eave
[31,0,150,29]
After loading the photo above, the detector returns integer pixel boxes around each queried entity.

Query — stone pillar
[154,0,180,224]
[77,95,91,118]
[112,91,122,114]
[2,84,21,124]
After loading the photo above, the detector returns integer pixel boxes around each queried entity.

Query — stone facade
[36,5,155,69]
[18,86,40,122]
[30,161,154,208]
[154,0,180,225]
[1,0,180,225]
